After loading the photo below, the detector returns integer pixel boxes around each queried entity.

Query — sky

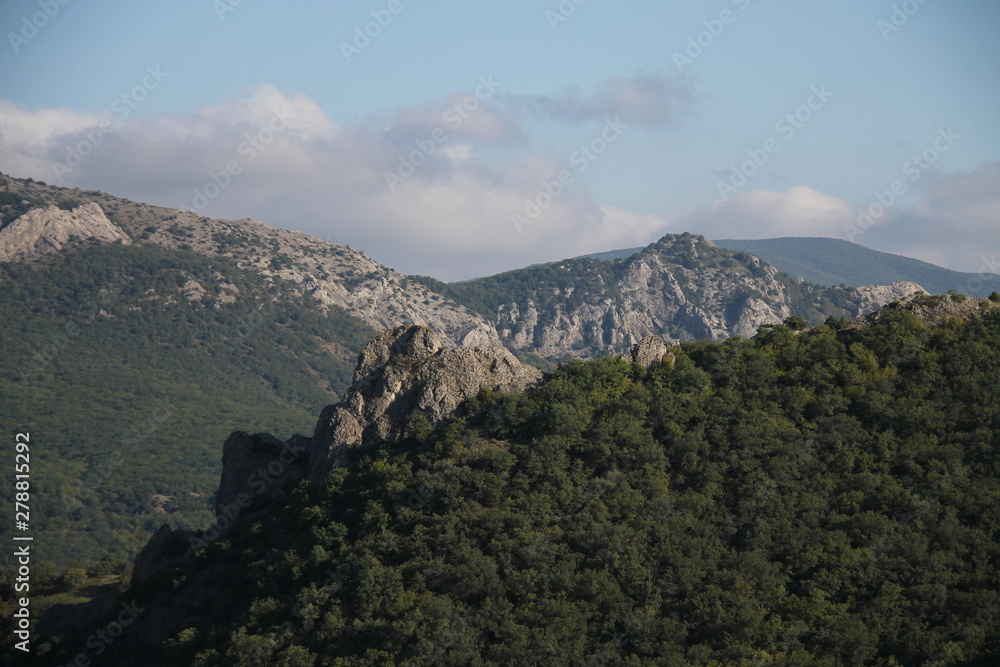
[0,0,998,281]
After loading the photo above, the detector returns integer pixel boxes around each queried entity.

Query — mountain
[0,174,498,348]
[415,233,923,360]
[0,173,943,569]
[562,237,1000,299]
[713,237,1000,297]
[24,301,1000,665]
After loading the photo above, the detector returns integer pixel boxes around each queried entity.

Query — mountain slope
[0,173,499,348]
[714,237,1000,296]
[0,241,378,566]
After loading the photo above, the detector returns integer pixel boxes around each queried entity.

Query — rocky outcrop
[129,325,541,586]
[0,202,131,261]
[849,280,925,317]
[626,335,674,369]
[308,325,543,480]
[860,291,998,325]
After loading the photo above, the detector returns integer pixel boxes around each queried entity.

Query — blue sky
[1,0,998,280]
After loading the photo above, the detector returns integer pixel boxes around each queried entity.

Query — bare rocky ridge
[141,214,501,348]
[0,202,131,261]
[0,178,497,348]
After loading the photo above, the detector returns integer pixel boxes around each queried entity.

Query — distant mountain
[414,234,922,360]
[560,237,999,298]
[713,237,999,297]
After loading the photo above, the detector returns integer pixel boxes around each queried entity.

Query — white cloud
[666,185,854,240]
[859,162,1000,272]
[0,85,676,279]
[0,86,995,279]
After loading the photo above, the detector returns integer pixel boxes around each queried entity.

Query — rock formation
[307,325,543,480]
[132,325,541,584]
[0,202,131,261]
[625,335,674,369]
[850,280,926,317]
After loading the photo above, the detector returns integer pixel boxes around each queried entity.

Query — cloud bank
[1,82,996,280]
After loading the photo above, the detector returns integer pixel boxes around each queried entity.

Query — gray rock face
[0,203,131,261]
[849,280,925,316]
[307,325,543,480]
[495,235,791,358]
[626,335,674,369]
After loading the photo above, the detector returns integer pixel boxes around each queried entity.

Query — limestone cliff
[0,202,131,261]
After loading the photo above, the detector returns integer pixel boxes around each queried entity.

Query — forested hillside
[32,295,1000,665]
[0,241,376,566]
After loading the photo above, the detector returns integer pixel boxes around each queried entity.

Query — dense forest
[29,295,1000,665]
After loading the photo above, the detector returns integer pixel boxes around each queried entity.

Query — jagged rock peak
[352,324,445,392]
[308,325,543,480]
[626,335,675,369]
[0,202,130,261]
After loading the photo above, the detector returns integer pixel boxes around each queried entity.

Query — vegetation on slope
[0,242,377,568]
[36,304,1000,665]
